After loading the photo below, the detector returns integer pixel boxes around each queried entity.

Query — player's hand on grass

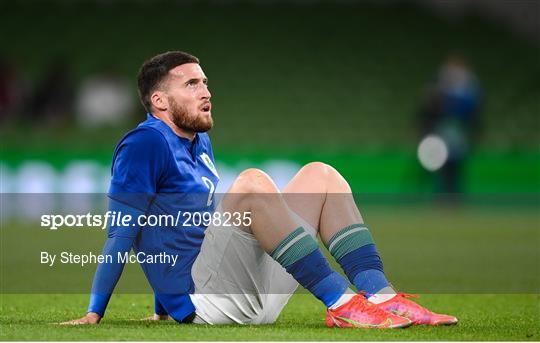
[59,312,101,325]
[141,314,171,321]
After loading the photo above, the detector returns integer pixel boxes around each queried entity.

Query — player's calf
[324,224,457,326]
[222,168,412,329]
[268,227,411,329]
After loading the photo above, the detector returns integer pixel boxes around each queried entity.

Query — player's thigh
[192,218,282,324]
[282,163,329,230]
[192,209,315,324]
[256,212,318,324]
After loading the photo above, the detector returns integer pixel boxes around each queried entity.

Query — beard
[169,97,213,133]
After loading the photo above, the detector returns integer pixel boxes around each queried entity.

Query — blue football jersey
[88,113,219,322]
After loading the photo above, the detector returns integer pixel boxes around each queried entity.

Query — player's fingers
[57,320,83,325]
[57,320,79,325]
[57,318,90,325]
[139,314,171,321]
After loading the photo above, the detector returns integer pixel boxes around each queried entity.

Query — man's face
[162,63,213,133]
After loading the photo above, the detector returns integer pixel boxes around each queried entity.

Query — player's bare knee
[302,161,351,192]
[233,168,278,193]
[301,161,332,177]
[301,161,336,179]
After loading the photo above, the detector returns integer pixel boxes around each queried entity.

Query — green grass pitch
[0,294,538,341]
[1,203,539,340]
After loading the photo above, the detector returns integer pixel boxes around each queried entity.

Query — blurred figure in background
[0,55,27,123]
[76,70,133,127]
[27,57,75,125]
[419,54,482,195]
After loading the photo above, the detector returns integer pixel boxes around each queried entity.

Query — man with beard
[63,51,456,328]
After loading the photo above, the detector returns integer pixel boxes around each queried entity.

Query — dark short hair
[137,51,200,112]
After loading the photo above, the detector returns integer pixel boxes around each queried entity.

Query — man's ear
[150,91,168,112]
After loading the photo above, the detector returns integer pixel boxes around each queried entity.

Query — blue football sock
[270,227,349,307]
[327,224,390,296]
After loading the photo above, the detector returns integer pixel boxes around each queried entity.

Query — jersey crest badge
[200,153,219,178]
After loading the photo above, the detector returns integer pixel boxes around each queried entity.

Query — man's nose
[200,85,211,99]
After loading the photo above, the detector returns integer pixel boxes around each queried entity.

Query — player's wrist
[153,314,170,320]
[86,312,102,323]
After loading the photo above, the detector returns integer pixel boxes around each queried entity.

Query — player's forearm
[86,195,146,316]
[87,235,133,316]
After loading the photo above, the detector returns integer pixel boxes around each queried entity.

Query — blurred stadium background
[0,0,538,195]
[1,3,539,339]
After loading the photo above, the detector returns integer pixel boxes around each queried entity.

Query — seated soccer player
[62,51,457,328]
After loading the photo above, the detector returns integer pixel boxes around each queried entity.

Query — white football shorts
[189,210,316,325]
